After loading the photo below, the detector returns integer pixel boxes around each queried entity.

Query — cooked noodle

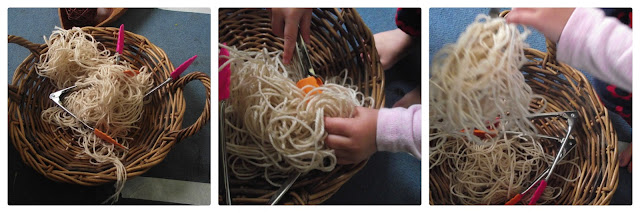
[37,27,152,203]
[219,44,373,186]
[429,15,579,204]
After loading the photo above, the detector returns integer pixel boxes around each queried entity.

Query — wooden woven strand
[168,72,211,142]
[8,26,210,187]
[219,8,384,204]
[429,10,618,205]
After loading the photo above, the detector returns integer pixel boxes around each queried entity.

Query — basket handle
[8,35,46,102]
[8,35,46,57]
[499,10,559,67]
[168,71,211,142]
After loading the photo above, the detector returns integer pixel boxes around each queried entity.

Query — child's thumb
[505,12,522,24]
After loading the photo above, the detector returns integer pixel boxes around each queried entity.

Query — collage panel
[428,7,631,205]
[218,8,421,205]
[7,8,211,204]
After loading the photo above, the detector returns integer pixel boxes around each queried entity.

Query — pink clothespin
[116,24,125,64]
[144,55,198,97]
[219,45,231,101]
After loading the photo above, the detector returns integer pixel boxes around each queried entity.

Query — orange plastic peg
[296,76,323,95]
[94,128,128,150]
[124,70,140,77]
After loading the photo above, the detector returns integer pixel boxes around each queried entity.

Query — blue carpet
[429,8,631,205]
[7,8,211,204]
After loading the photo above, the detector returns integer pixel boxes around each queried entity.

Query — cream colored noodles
[429,15,579,204]
[219,44,373,186]
[37,27,152,203]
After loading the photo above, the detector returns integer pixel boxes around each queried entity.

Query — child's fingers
[282,17,301,64]
[325,134,350,150]
[299,10,313,42]
[619,144,632,167]
[509,8,536,14]
[324,117,351,136]
[505,11,523,24]
[326,136,359,164]
[271,14,285,38]
[505,8,537,26]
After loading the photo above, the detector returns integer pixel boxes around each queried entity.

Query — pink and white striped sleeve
[375,105,422,159]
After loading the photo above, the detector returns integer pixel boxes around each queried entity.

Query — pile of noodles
[219,44,373,186]
[429,15,580,204]
[37,27,153,203]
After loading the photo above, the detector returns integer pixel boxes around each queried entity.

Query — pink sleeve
[557,8,632,92]
[375,105,421,159]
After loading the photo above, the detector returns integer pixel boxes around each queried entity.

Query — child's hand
[324,107,378,164]
[269,8,313,65]
[505,8,575,43]
[620,144,632,172]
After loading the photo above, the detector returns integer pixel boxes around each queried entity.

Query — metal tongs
[294,34,323,95]
[49,54,198,151]
[50,85,127,150]
[489,8,501,18]
[504,110,579,204]
[505,133,577,204]
[266,34,319,205]
[295,34,320,80]
[267,172,301,205]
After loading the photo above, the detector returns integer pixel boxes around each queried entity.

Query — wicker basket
[429,11,619,205]
[219,8,384,204]
[8,27,211,187]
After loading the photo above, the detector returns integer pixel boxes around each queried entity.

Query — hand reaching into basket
[324,107,379,164]
[269,8,313,65]
[505,8,575,43]
[506,8,631,93]
[325,105,422,164]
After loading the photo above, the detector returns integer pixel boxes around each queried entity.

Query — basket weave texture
[429,11,619,205]
[219,8,385,204]
[8,27,211,186]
